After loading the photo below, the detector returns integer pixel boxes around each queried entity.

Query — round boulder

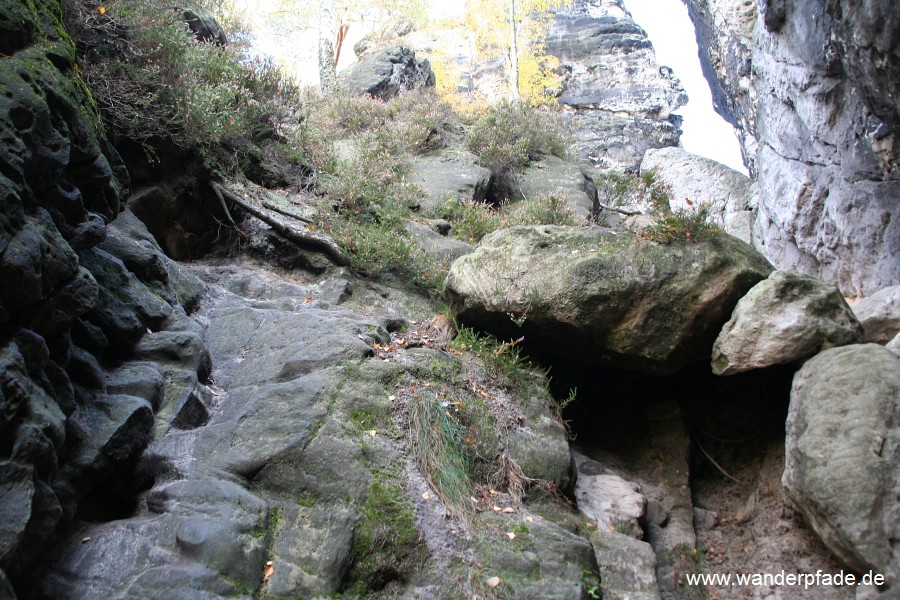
[711,270,863,375]
[783,344,900,583]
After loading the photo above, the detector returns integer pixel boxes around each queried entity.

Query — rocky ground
[2,0,899,599]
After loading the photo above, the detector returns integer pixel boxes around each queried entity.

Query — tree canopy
[465,0,568,105]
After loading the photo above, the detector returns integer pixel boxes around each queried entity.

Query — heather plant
[643,203,721,245]
[70,0,301,159]
[436,198,508,244]
[435,192,581,245]
[506,193,580,227]
[466,101,569,172]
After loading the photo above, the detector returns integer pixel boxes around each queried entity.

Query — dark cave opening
[552,361,795,460]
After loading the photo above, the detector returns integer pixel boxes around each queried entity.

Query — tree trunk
[318,0,337,93]
[508,0,520,103]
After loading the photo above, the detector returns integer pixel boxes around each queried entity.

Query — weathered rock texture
[712,271,863,375]
[547,0,687,172]
[853,285,900,345]
[641,147,756,243]
[38,263,593,598]
[339,46,435,100]
[405,147,490,212]
[684,0,900,297]
[783,344,900,583]
[445,225,773,374]
[0,0,136,588]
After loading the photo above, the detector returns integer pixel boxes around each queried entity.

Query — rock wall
[683,0,900,297]
[547,0,688,172]
[0,0,206,593]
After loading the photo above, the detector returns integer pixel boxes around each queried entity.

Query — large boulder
[339,46,435,101]
[783,344,900,583]
[711,270,863,375]
[445,225,773,374]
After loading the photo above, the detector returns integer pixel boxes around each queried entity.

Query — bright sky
[621,0,748,174]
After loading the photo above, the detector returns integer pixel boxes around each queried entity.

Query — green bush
[451,327,536,394]
[75,0,299,155]
[594,169,671,211]
[507,193,580,227]
[323,218,449,298]
[465,101,569,172]
[436,198,507,244]
[643,203,720,245]
[388,89,461,155]
[436,193,581,245]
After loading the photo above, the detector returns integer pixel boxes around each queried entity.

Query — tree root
[210,181,349,266]
[597,202,643,216]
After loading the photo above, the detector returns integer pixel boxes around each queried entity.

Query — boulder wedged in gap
[445,225,772,375]
[712,270,863,375]
[853,285,900,345]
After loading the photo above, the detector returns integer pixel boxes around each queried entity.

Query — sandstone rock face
[0,0,134,586]
[517,155,596,221]
[783,344,900,583]
[403,220,474,262]
[641,147,756,243]
[445,225,772,374]
[682,0,757,172]
[853,285,900,345]
[39,263,590,599]
[547,0,687,171]
[712,271,863,375]
[683,0,900,297]
[405,147,490,212]
[339,46,435,100]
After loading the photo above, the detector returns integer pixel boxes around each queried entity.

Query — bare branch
[211,182,349,266]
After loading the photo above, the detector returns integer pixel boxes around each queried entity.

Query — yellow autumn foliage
[464,0,569,105]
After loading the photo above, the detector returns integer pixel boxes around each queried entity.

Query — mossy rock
[345,472,423,595]
[446,225,773,375]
